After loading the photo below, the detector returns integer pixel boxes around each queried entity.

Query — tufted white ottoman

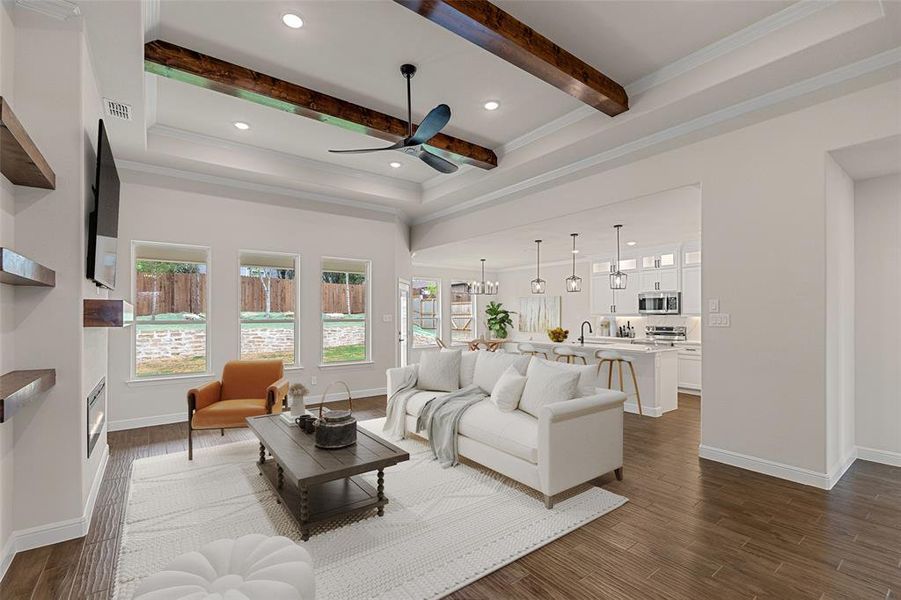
[133,534,315,600]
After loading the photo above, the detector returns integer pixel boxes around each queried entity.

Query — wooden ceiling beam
[144,40,497,170]
[394,0,628,117]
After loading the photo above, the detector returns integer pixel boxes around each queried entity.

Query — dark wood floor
[2,394,899,599]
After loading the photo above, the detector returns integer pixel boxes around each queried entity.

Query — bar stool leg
[617,360,625,395]
[607,360,614,388]
[627,360,643,416]
[578,355,587,365]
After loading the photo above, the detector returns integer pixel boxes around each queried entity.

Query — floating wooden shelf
[0,97,55,189]
[84,299,134,327]
[0,369,55,423]
[0,247,56,287]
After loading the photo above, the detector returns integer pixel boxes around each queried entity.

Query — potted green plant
[485,301,515,339]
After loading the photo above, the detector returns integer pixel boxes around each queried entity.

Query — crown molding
[14,0,80,20]
[148,124,422,194]
[116,159,407,221]
[626,0,840,97]
[414,46,901,225]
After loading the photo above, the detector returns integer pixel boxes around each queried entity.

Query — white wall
[854,173,901,465]
[107,175,404,429]
[824,154,856,477]
[0,0,15,574]
[413,79,901,485]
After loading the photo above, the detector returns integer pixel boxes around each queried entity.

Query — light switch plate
[709,299,720,313]
[708,313,730,327]
[382,314,393,322]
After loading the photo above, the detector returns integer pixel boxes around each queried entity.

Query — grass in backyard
[323,344,366,363]
[136,355,207,378]
[241,350,294,363]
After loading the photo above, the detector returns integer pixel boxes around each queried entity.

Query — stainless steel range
[630,325,687,347]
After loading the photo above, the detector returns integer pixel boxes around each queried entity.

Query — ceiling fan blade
[408,104,451,146]
[419,148,458,174]
[328,140,405,154]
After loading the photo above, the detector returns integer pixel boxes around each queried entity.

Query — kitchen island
[503,339,679,417]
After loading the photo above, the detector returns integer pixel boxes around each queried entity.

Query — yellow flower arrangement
[547,327,569,342]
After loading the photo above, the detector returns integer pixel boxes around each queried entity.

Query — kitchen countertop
[507,339,679,354]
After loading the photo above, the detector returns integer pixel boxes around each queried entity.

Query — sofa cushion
[192,398,268,429]
[459,350,478,387]
[519,359,580,418]
[418,349,461,392]
[528,358,596,395]
[491,366,528,412]
[458,401,538,464]
[472,351,531,394]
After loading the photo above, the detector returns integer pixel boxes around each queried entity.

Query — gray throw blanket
[416,385,486,468]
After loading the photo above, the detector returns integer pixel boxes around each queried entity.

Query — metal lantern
[610,224,628,290]
[565,233,582,293]
[531,240,546,294]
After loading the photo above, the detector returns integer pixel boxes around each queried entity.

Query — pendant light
[531,240,546,294]
[565,233,582,293]
[468,258,498,295]
[610,224,628,290]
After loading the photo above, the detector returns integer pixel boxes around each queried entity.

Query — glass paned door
[398,280,411,367]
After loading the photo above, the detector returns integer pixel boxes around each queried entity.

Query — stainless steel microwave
[638,291,681,315]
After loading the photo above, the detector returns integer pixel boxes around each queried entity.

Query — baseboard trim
[698,444,834,490]
[108,387,388,432]
[624,402,664,418]
[0,444,109,582]
[857,445,901,467]
[827,448,858,489]
[108,412,185,431]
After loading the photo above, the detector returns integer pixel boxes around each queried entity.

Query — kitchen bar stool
[553,346,587,364]
[518,342,549,360]
[596,350,642,416]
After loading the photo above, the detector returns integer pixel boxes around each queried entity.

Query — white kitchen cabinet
[590,274,615,314]
[639,267,679,292]
[681,264,701,314]
[641,247,679,270]
[677,345,702,392]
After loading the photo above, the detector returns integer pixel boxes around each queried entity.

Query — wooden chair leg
[188,426,193,460]
[627,361,643,416]
[221,428,224,436]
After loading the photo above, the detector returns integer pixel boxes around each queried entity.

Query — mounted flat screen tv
[86,119,120,290]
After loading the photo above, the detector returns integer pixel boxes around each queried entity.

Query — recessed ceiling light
[626,241,637,246]
[233,121,250,130]
[389,161,402,169]
[483,100,500,111]
[282,13,304,29]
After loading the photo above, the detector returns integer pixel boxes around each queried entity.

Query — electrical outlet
[383,314,392,322]
[708,313,730,327]
[311,376,317,385]
[708,299,720,313]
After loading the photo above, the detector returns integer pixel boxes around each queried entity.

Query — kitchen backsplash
[602,315,701,341]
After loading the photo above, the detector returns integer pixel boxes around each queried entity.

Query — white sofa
[386,351,626,508]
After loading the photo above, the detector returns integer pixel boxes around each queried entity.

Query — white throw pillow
[519,359,580,418]
[418,349,461,392]
[454,349,478,387]
[490,366,528,412]
[527,358,597,397]
[472,351,531,394]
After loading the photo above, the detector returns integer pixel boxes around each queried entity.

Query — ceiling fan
[329,64,458,174]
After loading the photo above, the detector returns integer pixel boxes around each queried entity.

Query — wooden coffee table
[246,414,409,540]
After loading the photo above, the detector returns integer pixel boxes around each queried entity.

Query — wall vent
[104,99,132,121]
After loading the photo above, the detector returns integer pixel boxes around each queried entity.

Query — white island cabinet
[504,340,679,417]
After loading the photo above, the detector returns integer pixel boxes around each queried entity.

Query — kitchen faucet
[578,320,593,345]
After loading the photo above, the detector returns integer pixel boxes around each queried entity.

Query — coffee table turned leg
[258,443,266,465]
[377,469,385,517]
[299,484,310,541]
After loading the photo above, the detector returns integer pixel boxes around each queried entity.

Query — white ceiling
[412,185,701,270]
[77,0,901,222]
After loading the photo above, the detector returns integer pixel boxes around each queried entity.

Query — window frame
[130,241,212,381]
[319,257,372,367]
[450,279,478,346]
[412,277,442,348]
[237,250,301,368]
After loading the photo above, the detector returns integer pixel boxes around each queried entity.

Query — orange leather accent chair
[187,359,288,459]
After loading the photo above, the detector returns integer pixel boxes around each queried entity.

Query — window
[450,281,476,345]
[133,242,209,378]
[412,278,441,347]
[240,252,298,365]
[321,258,370,364]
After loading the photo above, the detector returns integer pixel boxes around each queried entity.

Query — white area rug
[115,419,626,599]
